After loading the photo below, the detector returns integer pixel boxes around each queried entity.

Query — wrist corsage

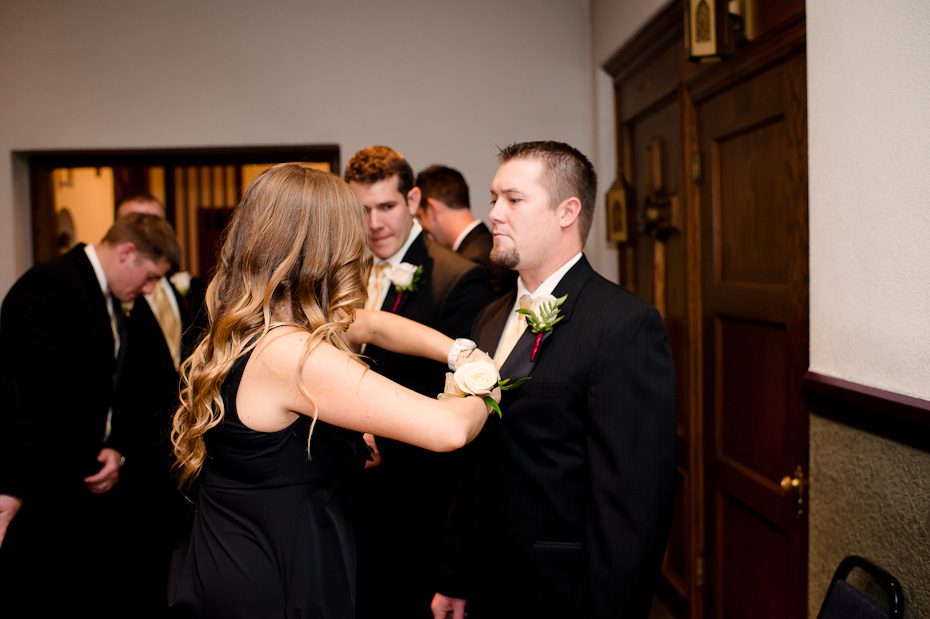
[440,350,529,417]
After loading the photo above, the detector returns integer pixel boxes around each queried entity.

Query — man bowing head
[433,141,677,619]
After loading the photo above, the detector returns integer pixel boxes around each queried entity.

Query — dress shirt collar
[84,243,109,297]
[516,251,584,300]
[452,219,483,252]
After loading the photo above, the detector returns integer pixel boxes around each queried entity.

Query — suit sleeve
[0,277,76,499]
[436,264,494,340]
[584,304,676,617]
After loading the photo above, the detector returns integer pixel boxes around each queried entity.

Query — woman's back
[170,345,367,618]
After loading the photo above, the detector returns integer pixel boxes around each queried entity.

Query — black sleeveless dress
[169,346,367,618]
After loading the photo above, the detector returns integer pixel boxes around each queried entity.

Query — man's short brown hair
[344,146,415,196]
[102,212,181,269]
[498,141,597,243]
[415,165,470,210]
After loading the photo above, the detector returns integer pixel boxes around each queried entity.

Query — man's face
[349,175,419,260]
[488,158,559,273]
[109,247,171,302]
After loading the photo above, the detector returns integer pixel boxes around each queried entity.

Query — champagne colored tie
[152,283,181,369]
[493,294,534,367]
[365,262,391,311]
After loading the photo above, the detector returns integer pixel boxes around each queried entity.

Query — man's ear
[406,186,423,216]
[557,197,582,229]
[425,197,446,218]
[116,242,138,262]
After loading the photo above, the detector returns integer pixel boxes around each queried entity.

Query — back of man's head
[102,212,181,268]
[498,141,597,243]
[415,165,470,210]
[345,145,415,194]
[116,193,165,219]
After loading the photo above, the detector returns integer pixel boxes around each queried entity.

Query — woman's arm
[346,309,453,364]
[241,330,493,452]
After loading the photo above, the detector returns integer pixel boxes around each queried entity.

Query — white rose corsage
[440,350,529,417]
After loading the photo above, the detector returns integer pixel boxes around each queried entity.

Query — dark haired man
[0,213,180,615]
[345,146,493,619]
[111,194,206,614]
[416,164,516,297]
[433,141,676,619]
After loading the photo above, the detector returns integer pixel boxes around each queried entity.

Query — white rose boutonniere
[170,271,192,297]
[386,262,423,312]
[440,351,529,417]
[516,293,567,361]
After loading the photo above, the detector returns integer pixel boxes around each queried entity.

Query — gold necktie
[493,294,533,367]
[365,262,391,311]
[152,282,181,369]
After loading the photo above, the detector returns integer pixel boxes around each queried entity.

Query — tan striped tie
[365,262,391,311]
[493,294,534,367]
[152,283,181,369]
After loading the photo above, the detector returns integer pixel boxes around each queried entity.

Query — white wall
[0,0,603,294]
[807,0,930,400]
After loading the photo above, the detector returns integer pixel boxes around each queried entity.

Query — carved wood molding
[602,1,682,81]
[803,371,930,452]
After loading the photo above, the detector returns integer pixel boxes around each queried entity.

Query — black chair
[817,555,905,619]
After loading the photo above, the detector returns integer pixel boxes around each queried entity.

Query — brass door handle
[780,465,806,516]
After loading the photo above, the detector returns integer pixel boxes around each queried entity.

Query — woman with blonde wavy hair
[168,163,495,618]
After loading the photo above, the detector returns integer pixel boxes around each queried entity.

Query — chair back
[817,555,904,619]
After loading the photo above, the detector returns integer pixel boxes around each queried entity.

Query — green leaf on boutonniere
[498,376,530,390]
[516,294,567,334]
[484,395,503,418]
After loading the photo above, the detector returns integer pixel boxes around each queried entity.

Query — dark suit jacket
[442,256,676,619]
[0,244,126,610]
[108,278,204,610]
[111,278,203,484]
[356,232,493,618]
[0,244,117,500]
[456,222,517,298]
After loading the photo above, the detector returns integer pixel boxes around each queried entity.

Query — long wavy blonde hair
[171,163,369,490]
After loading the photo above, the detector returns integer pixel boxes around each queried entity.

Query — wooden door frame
[19,144,340,264]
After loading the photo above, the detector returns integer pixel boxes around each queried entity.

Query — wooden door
[694,45,809,618]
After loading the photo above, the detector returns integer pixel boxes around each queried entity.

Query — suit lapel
[382,233,431,315]
[498,256,594,380]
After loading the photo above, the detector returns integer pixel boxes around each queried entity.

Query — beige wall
[0,0,602,293]
[807,1,930,616]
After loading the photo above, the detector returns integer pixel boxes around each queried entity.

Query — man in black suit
[109,195,207,613]
[0,213,180,615]
[415,164,516,297]
[432,141,676,619]
[345,146,493,619]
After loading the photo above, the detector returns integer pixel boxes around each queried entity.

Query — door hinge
[691,152,703,183]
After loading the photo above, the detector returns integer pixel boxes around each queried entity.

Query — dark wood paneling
[716,491,792,619]
[717,317,790,483]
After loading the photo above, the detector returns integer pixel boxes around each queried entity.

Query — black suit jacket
[356,232,493,618]
[110,280,203,481]
[456,223,516,298]
[0,244,117,500]
[443,256,676,619]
